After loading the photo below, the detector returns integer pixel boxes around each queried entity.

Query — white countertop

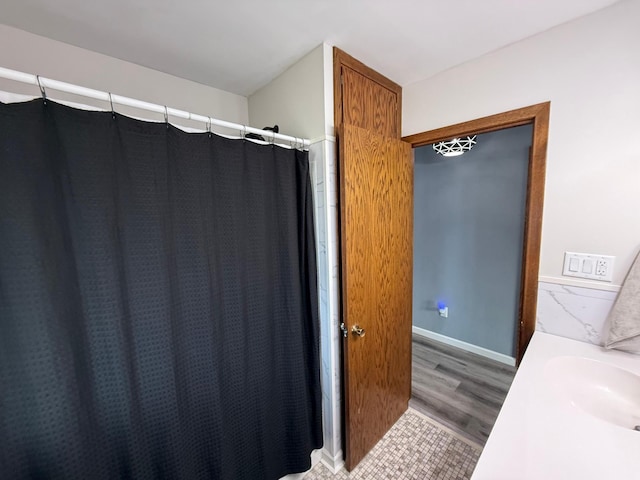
[471,332,640,480]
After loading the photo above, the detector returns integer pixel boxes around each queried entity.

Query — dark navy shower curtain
[0,100,322,480]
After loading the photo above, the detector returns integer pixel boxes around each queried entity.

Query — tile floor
[304,408,481,479]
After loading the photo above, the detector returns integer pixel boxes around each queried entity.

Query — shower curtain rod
[0,66,310,148]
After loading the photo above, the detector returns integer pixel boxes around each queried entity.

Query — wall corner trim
[538,276,621,292]
[321,448,345,474]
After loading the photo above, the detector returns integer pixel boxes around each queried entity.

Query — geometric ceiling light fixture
[432,135,477,157]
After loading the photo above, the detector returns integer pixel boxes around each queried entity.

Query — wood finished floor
[409,334,516,446]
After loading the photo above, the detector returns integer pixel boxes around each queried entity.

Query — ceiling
[1,0,621,97]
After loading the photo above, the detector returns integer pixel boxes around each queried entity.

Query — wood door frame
[402,102,550,365]
[333,47,402,138]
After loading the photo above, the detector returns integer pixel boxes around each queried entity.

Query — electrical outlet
[596,258,610,277]
[563,252,614,282]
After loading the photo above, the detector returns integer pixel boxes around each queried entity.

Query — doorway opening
[402,103,550,445]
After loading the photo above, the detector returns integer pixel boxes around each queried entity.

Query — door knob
[351,325,365,337]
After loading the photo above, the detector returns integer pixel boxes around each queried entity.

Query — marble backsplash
[535,281,618,346]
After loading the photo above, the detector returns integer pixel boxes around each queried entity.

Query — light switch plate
[563,252,615,282]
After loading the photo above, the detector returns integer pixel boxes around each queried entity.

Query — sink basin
[545,356,640,431]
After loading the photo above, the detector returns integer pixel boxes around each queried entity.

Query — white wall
[248,43,334,140]
[0,25,248,127]
[403,0,640,288]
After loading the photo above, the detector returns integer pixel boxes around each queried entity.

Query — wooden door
[339,124,413,470]
[334,48,412,470]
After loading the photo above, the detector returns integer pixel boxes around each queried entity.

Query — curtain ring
[207,116,212,137]
[36,75,47,104]
[164,106,169,128]
[241,125,247,141]
[108,92,115,119]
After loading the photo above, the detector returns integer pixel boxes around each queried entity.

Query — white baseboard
[412,326,516,367]
[321,448,344,474]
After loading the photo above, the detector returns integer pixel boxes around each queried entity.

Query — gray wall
[413,124,532,357]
